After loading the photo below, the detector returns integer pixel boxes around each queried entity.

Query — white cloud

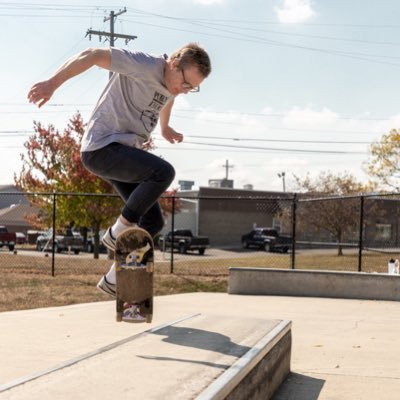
[274,0,316,23]
[173,95,191,110]
[163,103,398,192]
[283,105,338,127]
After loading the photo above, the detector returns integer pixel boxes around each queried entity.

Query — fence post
[170,196,175,274]
[51,192,56,277]
[291,193,297,270]
[358,195,364,272]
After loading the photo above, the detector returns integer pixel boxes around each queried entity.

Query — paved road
[12,245,371,261]
[11,246,284,261]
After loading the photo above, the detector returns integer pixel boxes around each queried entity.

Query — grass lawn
[0,250,393,312]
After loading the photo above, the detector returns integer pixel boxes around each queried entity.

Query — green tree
[367,128,400,190]
[15,113,122,258]
[292,171,375,256]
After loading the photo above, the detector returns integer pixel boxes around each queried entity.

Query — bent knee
[157,160,175,183]
[152,219,165,237]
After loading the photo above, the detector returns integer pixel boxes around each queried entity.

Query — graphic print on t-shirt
[140,110,158,132]
[140,91,170,132]
[148,91,169,112]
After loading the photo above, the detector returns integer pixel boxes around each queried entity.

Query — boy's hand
[142,138,155,151]
[161,126,184,144]
[27,80,56,108]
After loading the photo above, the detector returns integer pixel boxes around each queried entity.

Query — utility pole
[86,7,137,78]
[222,159,234,180]
[278,172,286,192]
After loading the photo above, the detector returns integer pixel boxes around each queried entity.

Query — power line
[120,11,400,66]
[0,107,392,123]
[0,128,376,145]
[148,15,400,59]
[172,110,396,122]
[0,4,398,28]
[156,138,367,155]
[4,102,397,124]
[185,141,367,154]
[127,9,400,28]
[153,146,367,156]
[183,20,400,46]
[183,135,372,145]
[0,3,120,12]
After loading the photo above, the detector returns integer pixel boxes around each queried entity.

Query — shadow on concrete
[149,325,251,358]
[272,372,325,400]
[137,355,230,369]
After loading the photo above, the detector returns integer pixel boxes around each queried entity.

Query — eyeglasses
[181,69,200,93]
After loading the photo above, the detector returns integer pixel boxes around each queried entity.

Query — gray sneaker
[102,227,116,251]
[97,275,116,297]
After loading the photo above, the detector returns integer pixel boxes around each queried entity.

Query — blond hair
[170,43,211,77]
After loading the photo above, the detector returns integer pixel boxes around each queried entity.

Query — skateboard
[114,227,154,323]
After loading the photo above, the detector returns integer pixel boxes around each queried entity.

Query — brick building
[162,187,293,247]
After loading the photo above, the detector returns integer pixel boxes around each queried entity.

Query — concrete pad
[1,293,400,399]
[0,301,148,384]
[1,313,290,400]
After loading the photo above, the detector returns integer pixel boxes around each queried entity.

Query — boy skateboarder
[28,43,211,320]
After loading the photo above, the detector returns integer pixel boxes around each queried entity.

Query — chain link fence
[1,190,399,310]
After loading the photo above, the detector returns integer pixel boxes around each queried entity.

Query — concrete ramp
[1,313,291,400]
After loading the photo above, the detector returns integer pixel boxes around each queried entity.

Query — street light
[278,172,286,192]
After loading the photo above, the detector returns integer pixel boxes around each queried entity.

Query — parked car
[36,229,84,254]
[0,226,16,251]
[158,229,210,255]
[241,228,291,253]
[16,232,27,245]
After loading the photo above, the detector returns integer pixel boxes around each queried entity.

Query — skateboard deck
[114,227,154,323]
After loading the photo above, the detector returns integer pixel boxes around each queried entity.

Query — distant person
[28,43,211,320]
[66,221,74,236]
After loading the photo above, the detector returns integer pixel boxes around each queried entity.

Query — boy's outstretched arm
[28,48,111,108]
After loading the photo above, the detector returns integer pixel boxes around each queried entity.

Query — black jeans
[81,143,175,237]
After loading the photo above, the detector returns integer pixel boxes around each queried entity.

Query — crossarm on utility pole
[86,8,137,79]
[85,30,137,44]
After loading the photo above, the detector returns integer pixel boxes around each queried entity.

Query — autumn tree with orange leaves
[159,188,182,217]
[291,171,377,256]
[16,113,181,257]
[15,113,122,257]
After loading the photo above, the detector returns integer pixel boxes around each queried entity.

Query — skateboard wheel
[146,314,152,323]
[146,264,154,273]
[116,313,123,322]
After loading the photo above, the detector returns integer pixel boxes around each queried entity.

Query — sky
[2,0,400,192]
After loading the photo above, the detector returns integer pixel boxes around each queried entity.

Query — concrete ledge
[1,313,291,400]
[196,320,291,400]
[229,268,400,301]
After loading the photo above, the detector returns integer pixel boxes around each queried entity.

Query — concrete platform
[0,304,290,400]
[1,293,400,399]
[229,267,400,301]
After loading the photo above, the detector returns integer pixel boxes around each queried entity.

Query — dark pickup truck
[241,228,291,253]
[159,229,210,255]
[0,226,16,251]
[36,229,84,254]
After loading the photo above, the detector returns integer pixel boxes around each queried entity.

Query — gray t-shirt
[80,47,174,152]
